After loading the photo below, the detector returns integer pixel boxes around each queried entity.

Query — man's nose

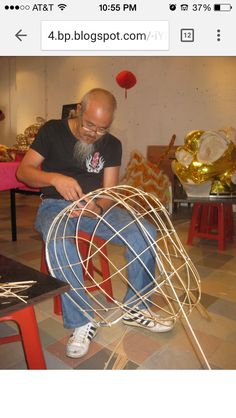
[89,128,97,136]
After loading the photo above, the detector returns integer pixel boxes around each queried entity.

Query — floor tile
[10,359,28,369]
[44,350,72,370]
[46,336,104,368]
[38,317,71,340]
[168,327,222,366]
[210,341,236,369]
[0,341,26,369]
[186,310,236,341]
[94,321,127,346]
[0,322,18,337]
[75,347,116,369]
[108,329,162,365]
[138,346,203,369]
[208,298,236,321]
[199,293,218,308]
[38,328,58,346]
[74,347,138,369]
[198,254,234,269]
[201,278,236,303]
[190,264,215,279]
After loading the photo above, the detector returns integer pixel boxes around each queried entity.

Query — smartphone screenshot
[0,1,235,416]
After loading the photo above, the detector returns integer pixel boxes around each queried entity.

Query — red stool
[0,306,46,369]
[40,231,113,315]
[187,202,234,251]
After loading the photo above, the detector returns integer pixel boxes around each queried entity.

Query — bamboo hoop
[45,185,210,369]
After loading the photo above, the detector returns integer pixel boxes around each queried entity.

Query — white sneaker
[123,308,175,333]
[66,322,97,358]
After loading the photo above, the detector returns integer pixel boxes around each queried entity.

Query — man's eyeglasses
[81,118,109,137]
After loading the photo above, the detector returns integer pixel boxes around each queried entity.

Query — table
[174,195,236,213]
[0,161,40,241]
[183,196,236,250]
[173,195,236,205]
[0,161,29,190]
[0,254,70,369]
[0,254,70,315]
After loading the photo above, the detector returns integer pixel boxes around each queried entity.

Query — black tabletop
[0,254,70,316]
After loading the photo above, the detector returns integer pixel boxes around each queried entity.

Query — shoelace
[72,324,97,343]
[124,309,174,328]
[124,309,154,326]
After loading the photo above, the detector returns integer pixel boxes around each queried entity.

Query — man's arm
[17,148,84,201]
[95,165,120,212]
[103,166,120,189]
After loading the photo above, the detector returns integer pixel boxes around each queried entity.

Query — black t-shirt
[31,119,122,198]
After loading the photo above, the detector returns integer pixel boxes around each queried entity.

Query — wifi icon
[58,4,67,11]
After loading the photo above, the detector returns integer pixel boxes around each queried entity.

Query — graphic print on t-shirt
[86,152,105,173]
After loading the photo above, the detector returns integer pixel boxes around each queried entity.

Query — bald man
[17,88,173,359]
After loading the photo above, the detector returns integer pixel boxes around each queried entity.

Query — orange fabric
[121,151,171,206]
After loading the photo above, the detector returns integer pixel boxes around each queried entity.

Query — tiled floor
[0,191,236,370]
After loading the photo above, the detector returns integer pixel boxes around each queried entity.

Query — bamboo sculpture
[45,185,210,368]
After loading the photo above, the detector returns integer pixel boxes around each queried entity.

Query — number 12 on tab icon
[181,29,194,42]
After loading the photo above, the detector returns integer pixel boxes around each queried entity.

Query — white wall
[1,56,236,172]
[0,57,16,144]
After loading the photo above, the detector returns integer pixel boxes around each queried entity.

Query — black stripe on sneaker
[87,326,96,340]
[124,315,152,327]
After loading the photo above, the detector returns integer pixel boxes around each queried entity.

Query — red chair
[0,306,46,369]
[187,202,234,251]
[40,231,114,315]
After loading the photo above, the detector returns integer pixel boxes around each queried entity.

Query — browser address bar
[41,21,169,51]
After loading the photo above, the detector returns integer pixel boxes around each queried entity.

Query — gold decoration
[172,128,236,195]
[14,116,46,154]
[0,144,16,162]
[184,130,205,153]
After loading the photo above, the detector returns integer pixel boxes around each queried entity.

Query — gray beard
[73,140,95,166]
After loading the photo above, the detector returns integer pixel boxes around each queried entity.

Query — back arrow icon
[15,30,27,41]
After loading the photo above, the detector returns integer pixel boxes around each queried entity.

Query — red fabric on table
[0,161,38,192]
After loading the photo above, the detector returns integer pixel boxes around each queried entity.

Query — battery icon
[214,4,232,11]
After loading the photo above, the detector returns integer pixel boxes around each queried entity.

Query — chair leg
[40,243,49,274]
[1,306,46,369]
[54,295,63,315]
[218,204,225,251]
[199,204,209,233]
[40,243,62,315]
[77,232,113,301]
[225,204,234,241]
[99,245,114,302]
[187,203,200,245]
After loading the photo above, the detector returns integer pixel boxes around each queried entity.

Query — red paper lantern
[116,70,137,98]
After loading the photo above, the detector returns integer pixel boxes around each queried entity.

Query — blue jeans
[35,199,157,328]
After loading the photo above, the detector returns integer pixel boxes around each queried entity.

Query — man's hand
[70,199,102,218]
[51,173,84,201]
